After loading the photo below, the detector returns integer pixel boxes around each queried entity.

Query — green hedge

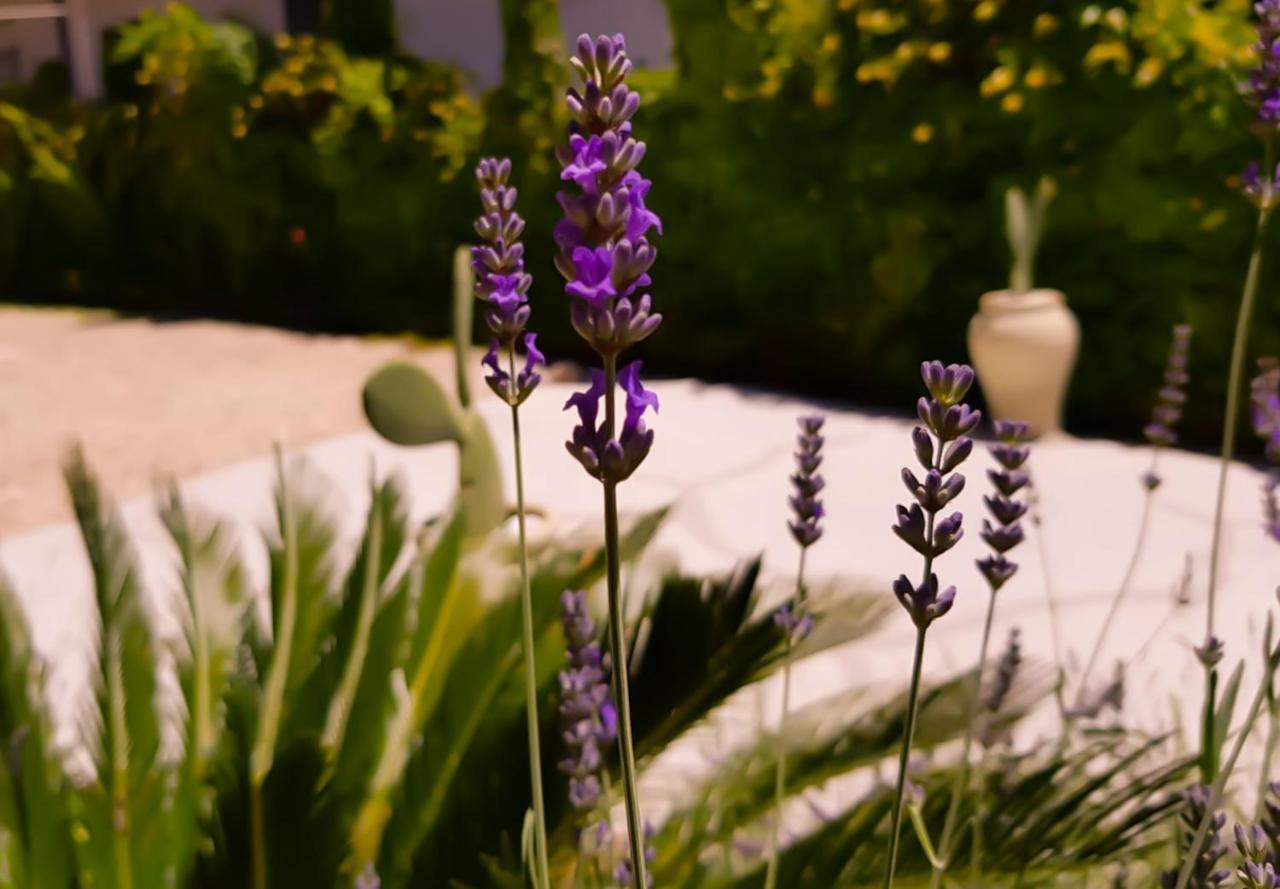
[0,0,1275,446]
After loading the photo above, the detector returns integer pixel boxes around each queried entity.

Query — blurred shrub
[1,0,1276,443]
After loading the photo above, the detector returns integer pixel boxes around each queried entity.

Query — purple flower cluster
[1141,324,1193,488]
[1162,785,1229,889]
[472,157,544,406]
[892,362,980,629]
[1251,0,1280,124]
[1252,359,1280,542]
[558,590,618,813]
[614,823,656,888]
[557,34,663,484]
[565,362,659,482]
[1236,823,1279,888]
[1144,324,1193,446]
[788,417,826,548]
[978,627,1022,748]
[977,420,1030,592]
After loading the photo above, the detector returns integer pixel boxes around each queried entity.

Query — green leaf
[363,362,464,447]
[351,507,470,868]
[252,454,339,786]
[0,575,73,889]
[457,412,507,538]
[64,447,165,889]
[159,487,250,880]
[452,244,475,409]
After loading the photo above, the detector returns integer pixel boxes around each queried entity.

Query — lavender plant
[557,33,662,889]
[1079,323,1192,704]
[763,416,825,889]
[930,418,1030,888]
[1236,823,1279,888]
[1252,359,1280,543]
[884,360,979,889]
[1164,786,1229,889]
[471,155,552,889]
[1203,0,1280,772]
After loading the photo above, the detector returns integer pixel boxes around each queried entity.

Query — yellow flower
[1024,67,1049,88]
[974,0,999,21]
[928,42,952,62]
[1001,92,1024,112]
[912,122,935,143]
[1084,40,1131,72]
[1134,56,1163,87]
[980,66,1015,96]
[1033,13,1059,37]
[274,33,293,51]
[813,85,835,107]
[822,32,841,52]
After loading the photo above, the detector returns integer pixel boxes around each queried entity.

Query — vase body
[966,288,1079,438]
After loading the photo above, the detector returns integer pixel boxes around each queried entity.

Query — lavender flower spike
[886,361,978,889]
[1252,360,1280,543]
[1142,324,1193,489]
[789,417,826,548]
[556,34,662,359]
[558,590,618,814]
[1236,823,1279,888]
[1162,785,1229,888]
[473,157,543,406]
[978,420,1030,591]
[892,361,979,629]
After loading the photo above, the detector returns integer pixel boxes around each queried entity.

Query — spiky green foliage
[0,452,1192,889]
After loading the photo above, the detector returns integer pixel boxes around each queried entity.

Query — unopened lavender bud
[1195,634,1225,668]
[789,416,826,548]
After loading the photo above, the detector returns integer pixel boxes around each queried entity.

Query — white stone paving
[3,375,1279,798]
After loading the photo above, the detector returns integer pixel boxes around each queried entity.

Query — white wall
[0,0,672,96]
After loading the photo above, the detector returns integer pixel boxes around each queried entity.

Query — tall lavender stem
[931,420,1030,888]
[763,417,825,889]
[884,362,979,889]
[1173,623,1280,889]
[1078,324,1192,706]
[472,157,550,888]
[558,34,663,889]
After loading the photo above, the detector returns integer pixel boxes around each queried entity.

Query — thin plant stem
[1202,201,1272,781]
[1174,636,1280,889]
[1077,456,1158,704]
[930,589,999,889]
[1028,474,1067,722]
[763,547,809,889]
[1256,698,1278,822]
[884,625,929,889]
[602,353,648,889]
[508,347,552,889]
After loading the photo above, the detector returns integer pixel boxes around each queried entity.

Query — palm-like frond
[0,575,74,889]
[63,447,168,889]
[159,486,250,882]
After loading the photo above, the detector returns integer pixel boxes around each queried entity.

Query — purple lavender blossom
[892,361,980,629]
[614,823,656,888]
[789,416,826,548]
[558,34,663,483]
[473,157,543,406]
[565,362,659,482]
[1195,634,1226,668]
[1162,785,1229,889]
[1236,824,1279,888]
[1141,324,1193,488]
[977,420,1030,592]
[558,590,618,813]
[1252,359,1280,542]
[1244,2,1280,206]
[978,627,1022,748]
[1251,0,1280,125]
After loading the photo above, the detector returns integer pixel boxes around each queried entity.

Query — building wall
[0,0,671,95]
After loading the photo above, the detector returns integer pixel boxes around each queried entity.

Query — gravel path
[0,305,449,535]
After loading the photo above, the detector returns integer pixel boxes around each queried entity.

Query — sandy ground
[0,305,450,535]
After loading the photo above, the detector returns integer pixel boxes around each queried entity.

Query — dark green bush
[0,0,1275,445]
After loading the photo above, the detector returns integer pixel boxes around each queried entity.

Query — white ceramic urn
[966,288,1080,438]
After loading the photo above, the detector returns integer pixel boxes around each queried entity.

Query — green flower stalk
[763,416,825,889]
[558,33,663,889]
[471,156,551,889]
[1077,323,1192,707]
[883,361,980,889]
[930,419,1030,888]
[1202,0,1280,781]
